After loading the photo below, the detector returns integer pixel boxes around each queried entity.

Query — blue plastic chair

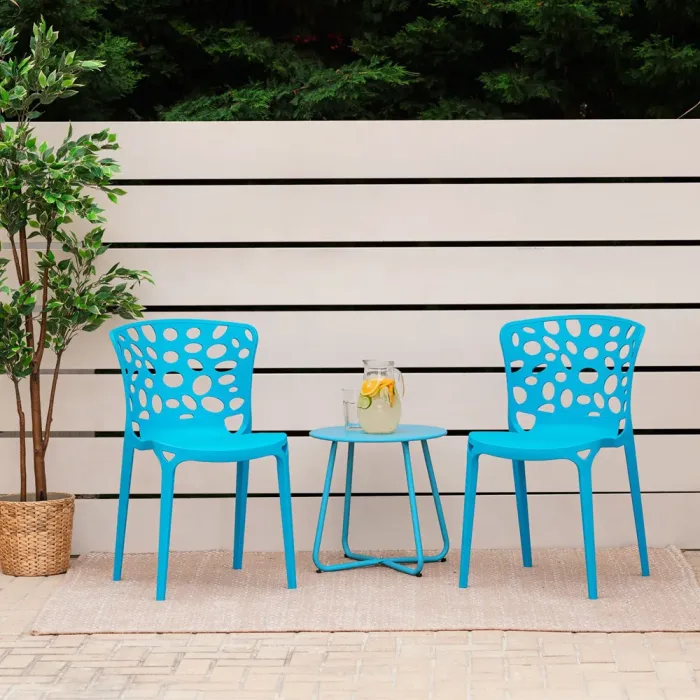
[110,319,296,600]
[459,315,649,600]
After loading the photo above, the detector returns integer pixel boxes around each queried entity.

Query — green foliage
[0,258,37,381]
[38,228,150,354]
[0,21,151,366]
[0,19,151,498]
[3,0,700,119]
[0,1,142,119]
[163,21,415,120]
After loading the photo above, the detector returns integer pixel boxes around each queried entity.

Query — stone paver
[0,555,699,698]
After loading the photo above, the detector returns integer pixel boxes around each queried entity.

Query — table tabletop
[309,424,447,444]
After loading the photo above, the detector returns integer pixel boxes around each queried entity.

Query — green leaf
[80,60,104,71]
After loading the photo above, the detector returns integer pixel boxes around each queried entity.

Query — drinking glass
[342,389,361,430]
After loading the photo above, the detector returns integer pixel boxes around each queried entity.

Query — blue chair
[459,315,649,600]
[110,319,296,600]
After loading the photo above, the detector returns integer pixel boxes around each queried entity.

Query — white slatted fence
[1,120,699,553]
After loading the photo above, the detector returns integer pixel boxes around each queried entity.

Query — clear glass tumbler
[342,388,361,430]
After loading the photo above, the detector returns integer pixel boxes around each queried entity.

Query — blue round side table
[309,424,450,577]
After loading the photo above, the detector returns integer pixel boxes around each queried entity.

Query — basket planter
[0,493,75,577]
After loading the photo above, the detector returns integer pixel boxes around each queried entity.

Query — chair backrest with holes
[499,315,645,436]
[110,319,258,440]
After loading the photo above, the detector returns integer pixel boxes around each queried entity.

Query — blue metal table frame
[310,425,450,576]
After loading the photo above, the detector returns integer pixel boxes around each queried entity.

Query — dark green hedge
[4,0,700,120]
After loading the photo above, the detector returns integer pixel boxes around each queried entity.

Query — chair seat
[143,429,287,462]
[468,424,617,460]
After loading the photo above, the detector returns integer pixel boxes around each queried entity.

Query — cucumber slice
[358,395,371,410]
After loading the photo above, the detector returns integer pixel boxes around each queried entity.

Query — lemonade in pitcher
[357,360,404,434]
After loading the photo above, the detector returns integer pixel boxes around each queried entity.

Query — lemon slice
[361,378,381,397]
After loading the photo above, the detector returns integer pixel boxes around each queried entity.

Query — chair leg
[512,459,532,568]
[341,443,355,558]
[576,460,598,600]
[276,447,297,589]
[233,460,249,570]
[459,447,480,588]
[624,438,650,576]
[156,462,178,602]
[113,440,135,582]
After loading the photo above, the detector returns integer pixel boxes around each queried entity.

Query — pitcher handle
[394,368,405,397]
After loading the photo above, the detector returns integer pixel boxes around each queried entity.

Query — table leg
[341,443,355,559]
[421,440,450,562]
[383,442,425,576]
[340,444,380,563]
[313,441,382,572]
[312,441,337,572]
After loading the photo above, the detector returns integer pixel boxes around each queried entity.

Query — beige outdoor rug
[33,547,700,634]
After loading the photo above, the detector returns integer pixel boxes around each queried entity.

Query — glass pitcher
[358,360,404,434]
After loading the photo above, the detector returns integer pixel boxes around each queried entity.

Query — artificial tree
[0,20,150,503]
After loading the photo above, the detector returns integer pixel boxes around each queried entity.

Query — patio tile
[175,658,212,675]
[142,651,179,667]
[254,645,289,659]
[50,636,86,648]
[28,661,65,676]
[0,657,31,670]
[111,646,146,661]
[615,650,655,672]
[208,665,245,683]
[87,675,129,690]
[243,672,282,690]
[1,561,700,699]
[120,687,163,699]
[471,656,505,675]
[543,642,577,657]
[626,689,665,700]
[59,667,95,683]
[654,661,695,684]
[580,644,615,663]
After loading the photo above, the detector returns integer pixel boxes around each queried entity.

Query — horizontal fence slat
[71,493,700,553]
[32,121,700,179]
[65,247,700,306]
[6,246,699,306]
[1,435,697,496]
[0,372,696,432]
[55,309,700,370]
[92,183,700,243]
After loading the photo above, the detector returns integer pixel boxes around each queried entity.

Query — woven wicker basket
[0,493,75,577]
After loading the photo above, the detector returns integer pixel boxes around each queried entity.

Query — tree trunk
[29,371,46,501]
[12,380,26,502]
[43,354,62,453]
[18,226,30,285]
[18,226,47,500]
